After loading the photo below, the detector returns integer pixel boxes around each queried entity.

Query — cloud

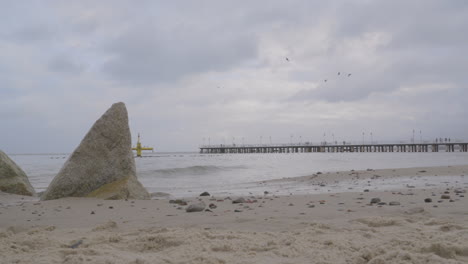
[1,1,468,153]
[100,21,258,84]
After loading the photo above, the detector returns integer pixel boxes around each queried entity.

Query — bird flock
[286,57,352,83]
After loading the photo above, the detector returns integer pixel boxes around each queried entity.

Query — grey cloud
[48,56,84,74]
[101,23,257,84]
[288,0,468,103]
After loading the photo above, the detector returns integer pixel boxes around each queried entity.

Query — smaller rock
[232,198,246,204]
[209,203,217,209]
[91,211,95,215]
[364,189,369,192]
[186,202,205,213]
[169,199,188,206]
[200,192,210,197]
[370,198,381,204]
[308,205,315,208]
[389,201,400,206]
[377,202,387,206]
[234,209,242,213]
[424,198,432,203]
[441,194,450,199]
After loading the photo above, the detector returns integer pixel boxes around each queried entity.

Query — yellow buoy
[132,133,154,157]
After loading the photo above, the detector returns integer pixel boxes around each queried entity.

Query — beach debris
[370,198,381,204]
[41,102,150,200]
[0,150,36,196]
[186,202,205,213]
[200,191,210,196]
[232,198,246,204]
[389,201,400,206]
[69,240,83,249]
[441,194,451,199]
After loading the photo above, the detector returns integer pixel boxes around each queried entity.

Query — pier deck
[200,142,468,154]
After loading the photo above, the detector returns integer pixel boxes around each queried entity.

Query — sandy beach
[1,165,467,264]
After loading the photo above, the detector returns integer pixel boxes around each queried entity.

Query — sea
[9,152,468,198]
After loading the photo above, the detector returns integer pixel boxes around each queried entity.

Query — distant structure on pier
[200,141,468,154]
[132,133,154,157]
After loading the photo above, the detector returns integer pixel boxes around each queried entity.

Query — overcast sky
[1,0,467,153]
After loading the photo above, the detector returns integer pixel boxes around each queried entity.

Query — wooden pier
[200,142,468,154]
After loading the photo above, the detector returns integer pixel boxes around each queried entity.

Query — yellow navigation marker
[132,133,154,157]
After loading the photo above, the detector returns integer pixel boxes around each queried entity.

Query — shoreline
[1,164,467,263]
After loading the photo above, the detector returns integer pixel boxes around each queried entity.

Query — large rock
[0,150,36,196]
[41,102,150,200]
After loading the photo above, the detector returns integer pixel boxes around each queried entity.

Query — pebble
[370,198,381,204]
[364,189,369,192]
[441,195,450,199]
[169,199,188,206]
[424,198,432,203]
[209,203,217,209]
[91,211,95,215]
[186,202,205,213]
[389,201,400,206]
[232,198,246,204]
[234,209,243,213]
[200,192,210,196]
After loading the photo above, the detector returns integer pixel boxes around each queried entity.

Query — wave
[141,165,247,177]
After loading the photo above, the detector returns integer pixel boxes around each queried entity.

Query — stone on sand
[41,102,150,200]
[186,202,205,212]
[0,150,36,196]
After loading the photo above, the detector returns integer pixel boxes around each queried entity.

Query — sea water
[9,152,468,198]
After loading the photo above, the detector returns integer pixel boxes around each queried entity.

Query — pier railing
[199,141,468,154]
